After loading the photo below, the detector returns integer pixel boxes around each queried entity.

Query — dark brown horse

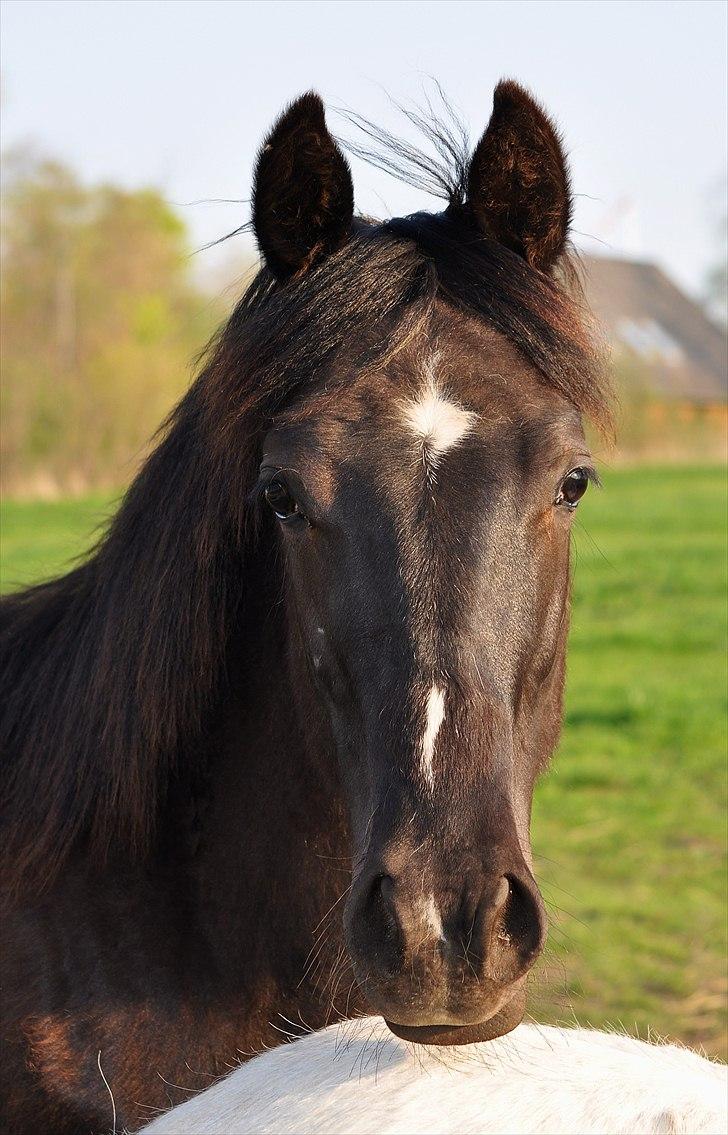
[0,82,610,1134]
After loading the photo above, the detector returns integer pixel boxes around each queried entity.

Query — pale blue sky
[2,0,726,295]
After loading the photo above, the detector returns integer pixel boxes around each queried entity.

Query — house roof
[581,256,727,403]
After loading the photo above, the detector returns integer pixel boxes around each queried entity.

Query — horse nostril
[355,872,403,975]
[365,872,398,930]
[496,874,546,964]
[377,874,396,906]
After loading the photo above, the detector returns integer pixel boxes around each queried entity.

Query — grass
[1,466,726,1057]
[530,465,727,1058]
[0,493,121,590]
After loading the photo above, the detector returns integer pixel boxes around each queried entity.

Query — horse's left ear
[252,92,355,280]
[465,80,571,273]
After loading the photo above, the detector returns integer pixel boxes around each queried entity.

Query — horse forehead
[273,317,554,461]
[268,336,581,488]
[399,373,479,459]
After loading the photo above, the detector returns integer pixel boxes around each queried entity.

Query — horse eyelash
[247,467,284,508]
[582,466,602,489]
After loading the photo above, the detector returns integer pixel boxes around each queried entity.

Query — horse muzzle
[343,842,546,1043]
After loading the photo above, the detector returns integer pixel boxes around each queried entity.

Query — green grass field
[1,466,726,1057]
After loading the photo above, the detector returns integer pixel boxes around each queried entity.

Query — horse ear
[252,92,354,280]
[465,80,571,273]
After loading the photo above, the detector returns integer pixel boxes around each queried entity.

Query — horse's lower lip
[384,988,527,1046]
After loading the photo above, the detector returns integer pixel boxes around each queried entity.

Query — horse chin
[384,987,527,1047]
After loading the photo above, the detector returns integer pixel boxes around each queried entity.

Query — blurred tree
[1,151,226,493]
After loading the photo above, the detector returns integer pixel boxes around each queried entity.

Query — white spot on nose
[420,684,445,787]
[421,893,444,941]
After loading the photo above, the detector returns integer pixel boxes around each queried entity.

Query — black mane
[0,118,610,895]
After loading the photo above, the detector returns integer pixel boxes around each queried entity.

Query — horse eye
[557,467,590,509]
[264,477,301,522]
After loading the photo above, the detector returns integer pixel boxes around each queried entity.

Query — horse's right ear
[465,80,571,273]
[252,93,355,281]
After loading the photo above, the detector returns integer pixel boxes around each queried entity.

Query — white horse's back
[141,1019,727,1135]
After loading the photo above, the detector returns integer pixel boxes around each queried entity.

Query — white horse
[141,1018,727,1135]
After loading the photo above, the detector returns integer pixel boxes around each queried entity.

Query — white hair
[141,1018,726,1134]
